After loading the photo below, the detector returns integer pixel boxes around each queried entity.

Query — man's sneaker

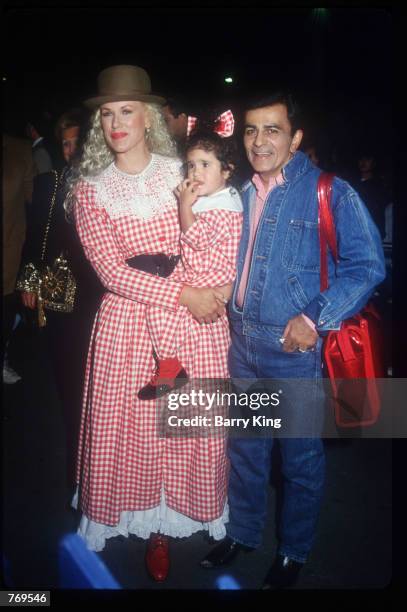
[138,357,188,400]
[3,363,22,384]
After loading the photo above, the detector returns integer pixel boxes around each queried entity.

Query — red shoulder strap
[317,172,338,291]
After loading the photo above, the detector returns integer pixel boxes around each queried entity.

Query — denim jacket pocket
[281,219,319,271]
[285,275,309,311]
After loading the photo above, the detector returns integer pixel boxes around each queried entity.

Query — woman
[66,65,233,582]
[17,108,104,491]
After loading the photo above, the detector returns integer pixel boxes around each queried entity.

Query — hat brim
[84,93,166,109]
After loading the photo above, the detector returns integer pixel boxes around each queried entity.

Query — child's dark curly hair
[183,130,237,179]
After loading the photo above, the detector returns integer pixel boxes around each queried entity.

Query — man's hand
[281,314,318,353]
[21,291,37,310]
[179,286,226,323]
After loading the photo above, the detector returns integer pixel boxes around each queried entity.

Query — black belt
[126,253,180,278]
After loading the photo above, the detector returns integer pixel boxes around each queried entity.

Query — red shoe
[138,357,188,400]
[145,534,170,582]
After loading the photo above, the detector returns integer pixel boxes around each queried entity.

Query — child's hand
[174,179,201,208]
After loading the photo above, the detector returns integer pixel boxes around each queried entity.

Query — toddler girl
[138,129,243,400]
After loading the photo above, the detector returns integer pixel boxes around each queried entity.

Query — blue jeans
[225,319,326,563]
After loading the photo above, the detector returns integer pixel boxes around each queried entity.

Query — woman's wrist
[178,284,189,306]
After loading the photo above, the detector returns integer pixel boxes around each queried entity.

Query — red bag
[317,173,385,427]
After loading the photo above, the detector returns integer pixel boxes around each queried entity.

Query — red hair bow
[187,116,198,137]
[186,110,235,138]
[214,110,234,137]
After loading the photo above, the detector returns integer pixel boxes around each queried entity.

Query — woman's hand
[179,286,226,323]
[21,291,37,310]
[215,283,233,305]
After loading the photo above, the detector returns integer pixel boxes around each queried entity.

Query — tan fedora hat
[84,65,166,108]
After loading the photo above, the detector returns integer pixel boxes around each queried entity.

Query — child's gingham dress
[147,187,243,358]
[72,155,233,551]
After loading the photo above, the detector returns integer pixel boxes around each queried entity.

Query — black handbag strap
[40,170,60,262]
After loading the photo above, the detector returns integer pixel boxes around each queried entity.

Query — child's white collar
[192,187,243,213]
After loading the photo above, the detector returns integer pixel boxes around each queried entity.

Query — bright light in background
[3,77,7,81]
[224,76,233,84]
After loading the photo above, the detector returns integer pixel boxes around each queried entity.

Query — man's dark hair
[245,92,302,135]
[25,111,54,139]
[183,130,237,178]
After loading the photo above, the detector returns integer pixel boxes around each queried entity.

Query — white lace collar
[111,154,155,178]
[88,154,182,220]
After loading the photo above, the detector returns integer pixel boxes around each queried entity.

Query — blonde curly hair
[64,103,177,215]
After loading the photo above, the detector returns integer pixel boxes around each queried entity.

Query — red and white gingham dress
[147,191,243,357]
[73,154,235,549]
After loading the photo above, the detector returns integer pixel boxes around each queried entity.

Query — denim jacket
[229,151,385,334]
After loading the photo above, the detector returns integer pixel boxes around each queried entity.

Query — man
[200,92,385,588]
[26,113,55,174]
[162,97,196,150]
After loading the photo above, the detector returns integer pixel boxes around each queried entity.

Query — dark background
[2,3,402,596]
[3,4,392,177]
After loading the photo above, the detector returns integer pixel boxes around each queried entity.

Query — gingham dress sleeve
[74,181,183,310]
[180,209,242,286]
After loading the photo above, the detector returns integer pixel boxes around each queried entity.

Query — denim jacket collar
[282,150,313,183]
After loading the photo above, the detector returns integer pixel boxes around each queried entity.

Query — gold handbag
[37,252,77,326]
[18,170,77,327]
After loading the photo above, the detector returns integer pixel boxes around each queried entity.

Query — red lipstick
[111,132,127,140]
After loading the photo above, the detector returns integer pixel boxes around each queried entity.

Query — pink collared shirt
[236,172,284,307]
[235,171,316,332]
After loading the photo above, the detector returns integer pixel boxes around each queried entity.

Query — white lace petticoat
[71,488,229,552]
